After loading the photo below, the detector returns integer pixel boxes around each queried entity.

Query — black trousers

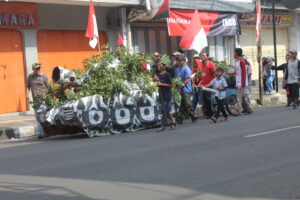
[203,91,213,117]
[214,97,228,119]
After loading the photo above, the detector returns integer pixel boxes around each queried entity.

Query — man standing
[175,55,198,123]
[229,48,252,116]
[284,50,300,109]
[191,54,204,111]
[198,52,216,118]
[27,63,49,138]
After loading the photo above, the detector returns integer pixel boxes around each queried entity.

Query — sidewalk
[0,115,37,140]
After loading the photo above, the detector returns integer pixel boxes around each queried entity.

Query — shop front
[130,9,240,65]
[239,12,294,80]
[0,2,112,114]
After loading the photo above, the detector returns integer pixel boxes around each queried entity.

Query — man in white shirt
[284,50,300,109]
[228,48,253,116]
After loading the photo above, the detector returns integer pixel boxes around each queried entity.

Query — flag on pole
[256,0,261,39]
[85,0,99,49]
[117,34,124,46]
[179,10,207,53]
[150,0,170,19]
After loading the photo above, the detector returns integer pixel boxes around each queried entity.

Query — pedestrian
[198,52,216,118]
[206,68,228,123]
[272,53,292,106]
[263,57,276,95]
[191,54,204,111]
[156,63,177,132]
[175,55,198,123]
[228,48,253,116]
[26,63,49,139]
[284,50,300,109]
[242,55,252,106]
[168,52,181,78]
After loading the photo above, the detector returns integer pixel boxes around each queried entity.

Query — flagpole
[97,35,101,53]
[256,0,263,105]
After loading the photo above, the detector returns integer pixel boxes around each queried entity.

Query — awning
[167,9,240,37]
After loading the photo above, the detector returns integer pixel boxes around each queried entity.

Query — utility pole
[257,0,263,105]
[272,0,279,92]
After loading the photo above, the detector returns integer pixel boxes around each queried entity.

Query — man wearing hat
[284,50,300,109]
[27,63,49,138]
[175,55,198,123]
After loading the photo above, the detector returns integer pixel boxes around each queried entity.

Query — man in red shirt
[198,52,216,117]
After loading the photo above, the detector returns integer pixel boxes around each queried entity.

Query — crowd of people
[27,47,300,137]
[152,48,254,132]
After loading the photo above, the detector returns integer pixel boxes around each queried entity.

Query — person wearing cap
[27,63,49,138]
[175,55,198,123]
[168,52,181,78]
[284,50,300,109]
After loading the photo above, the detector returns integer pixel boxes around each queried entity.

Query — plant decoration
[33,46,159,110]
[172,78,184,105]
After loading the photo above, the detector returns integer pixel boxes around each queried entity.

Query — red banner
[167,9,239,37]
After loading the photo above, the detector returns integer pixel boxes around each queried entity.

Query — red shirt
[192,58,202,73]
[198,61,216,86]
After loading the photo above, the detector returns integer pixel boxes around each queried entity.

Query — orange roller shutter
[37,30,107,79]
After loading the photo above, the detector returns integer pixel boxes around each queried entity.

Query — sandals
[156,127,166,132]
[170,122,177,130]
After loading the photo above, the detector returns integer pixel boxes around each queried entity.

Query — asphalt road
[0,106,300,200]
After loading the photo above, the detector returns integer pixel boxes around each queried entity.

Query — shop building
[1,0,256,114]
[239,1,300,81]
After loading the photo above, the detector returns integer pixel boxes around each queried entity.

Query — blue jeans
[160,100,171,127]
[192,88,205,110]
[266,75,275,92]
[34,109,45,135]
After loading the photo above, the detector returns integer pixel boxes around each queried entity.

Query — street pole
[272,0,279,92]
[257,0,263,105]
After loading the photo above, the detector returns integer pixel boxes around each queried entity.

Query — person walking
[206,68,228,123]
[156,62,177,132]
[263,57,276,95]
[272,53,292,106]
[198,52,216,118]
[26,63,49,139]
[228,48,252,116]
[191,54,204,111]
[284,50,300,109]
[175,55,198,123]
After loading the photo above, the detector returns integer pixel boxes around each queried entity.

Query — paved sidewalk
[0,115,37,140]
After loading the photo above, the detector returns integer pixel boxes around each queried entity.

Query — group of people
[153,48,253,132]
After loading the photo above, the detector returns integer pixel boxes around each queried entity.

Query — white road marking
[245,125,300,138]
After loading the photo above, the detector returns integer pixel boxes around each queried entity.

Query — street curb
[0,126,37,141]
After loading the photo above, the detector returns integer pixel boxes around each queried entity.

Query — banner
[167,9,240,37]
[37,92,178,137]
[150,0,170,19]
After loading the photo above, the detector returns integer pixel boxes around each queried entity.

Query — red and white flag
[85,0,99,49]
[179,10,207,53]
[256,0,261,39]
[117,33,124,46]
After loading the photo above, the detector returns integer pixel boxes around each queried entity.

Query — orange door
[37,30,107,79]
[0,29,27,114]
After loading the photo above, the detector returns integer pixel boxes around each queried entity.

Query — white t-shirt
[210,77,228,100]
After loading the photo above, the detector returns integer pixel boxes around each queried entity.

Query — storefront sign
[240,13,293,26]
[0,2,39,29]
[167,9,240,37]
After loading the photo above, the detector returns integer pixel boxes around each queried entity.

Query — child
[207,68,228,123]
[156,63,177,132]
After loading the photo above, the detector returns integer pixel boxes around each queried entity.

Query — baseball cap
[177,55,186,61]
[172,51,181,56]
[193,54,200,58]
[289,49,297,54]
[32,63,41,69]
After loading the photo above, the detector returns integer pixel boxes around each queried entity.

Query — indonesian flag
[179,10,208,53]
[256,0,261,39]
[85,0,99,49]
[117,34,124,46]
